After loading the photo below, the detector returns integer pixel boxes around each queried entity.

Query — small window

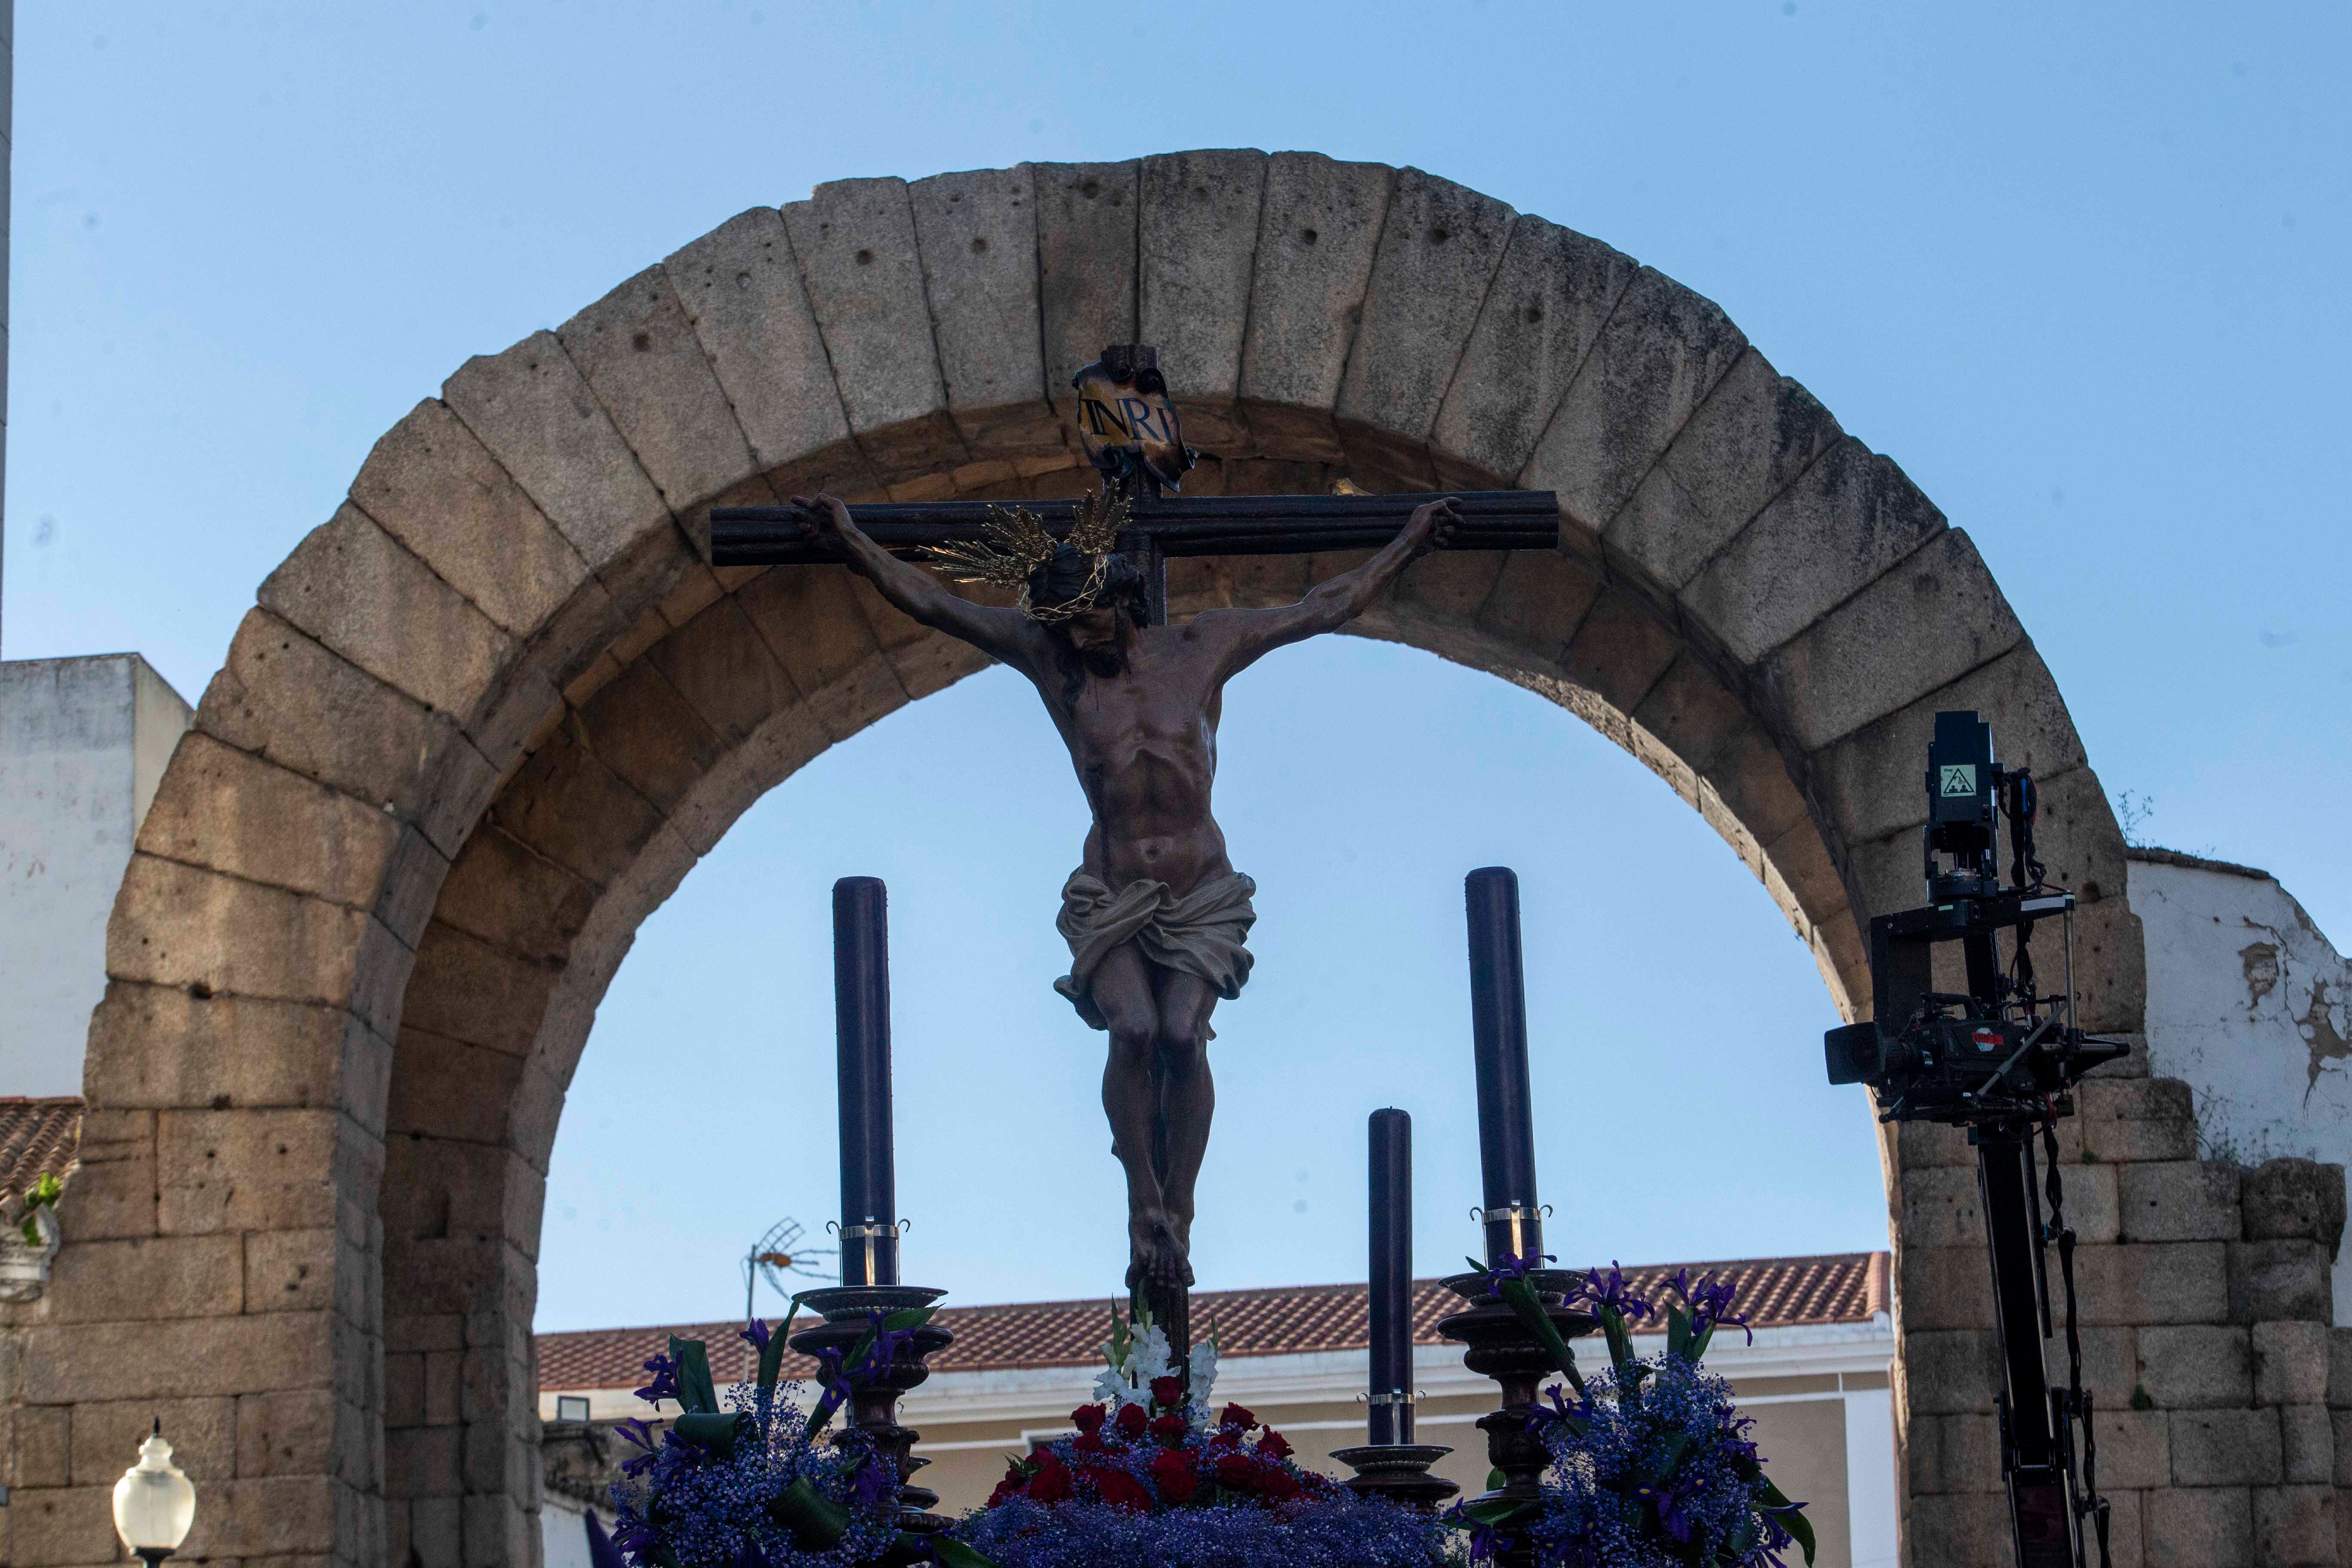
[556,1395,592,1423]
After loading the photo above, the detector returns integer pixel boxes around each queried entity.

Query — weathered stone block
[1032,161,1140,404]
[67,1397,236,1488]
[490,723,666,894]
[7,1484,116,1567]
[666,206,859,479]
[387,1421,463,1498]
[236,1387,344,1479]
[442,331,674,596]
[733,561,906,741]
[400,919,558,1057]
[1603,346,1841,594]
[245,1227,347,1317]
[2245,1159,2349,1251]
[1557,587,1681,723]
[2066,1242,2230,1326]
[2237,1240,2336,1325]
[260,502,513,721]
[1236,153,1391,454]
[2047,1324,2138,1404]
[1523,265,1746,537]
[1902,1162,1987,1247]
[136,731,401,912]
[2135,1320,2254,1410]
[14,1403,71,1487]
[19,1311,340,1403]
[2075,1076,2201,1164]
[1906,1409,2000,1494]
[2120,1159,2245,1243]
[1901,1243,1997,1331]
[782,178,962,475]
[575,658,726,817]
[1807,640,2086,846]
[2333,1410,2352,1485]
[349,397,593,646]
[907,165,1061,457]
[558,263,760,520]
[2279,1404,2333,1484]
[2329,1328,2352,1407]
[108,854,407,1028]
[429,826,595,969]
[2253,1483,2335,1567]
[1903,1488,2010,1566]
[1902,1328,2000,1414]
[1758,527,2025,752]
[207,1473,341,1556]
[386,1350,425,1428]
[46,1232,242,1322]
[2095,1408,2171,1491]
[1431,215,1636,487]
[1139,148,1268,446]
[2145,1484,2253,1567]
[1680,435,1945,667]
[84,982,377,1121]
[643,594,799,749]
[387,1028,525,1146]
[2257,1321,2334,1406]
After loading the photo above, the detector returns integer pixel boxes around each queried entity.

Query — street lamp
[111,1421,196,1568]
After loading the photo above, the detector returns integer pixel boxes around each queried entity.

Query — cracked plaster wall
[2129,848,2352,1320]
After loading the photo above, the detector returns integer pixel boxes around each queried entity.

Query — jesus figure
[799,488,1461,1292]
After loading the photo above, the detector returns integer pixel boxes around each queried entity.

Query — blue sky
[7,3,2343,1329]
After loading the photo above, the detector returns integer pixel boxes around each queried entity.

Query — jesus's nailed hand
[788,492,856,547]
[1409,496,1464,554]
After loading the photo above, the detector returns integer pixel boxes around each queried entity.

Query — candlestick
[833,876,898,1288]
[1465,867,1542,1267]
[1367,1108,1414,1445]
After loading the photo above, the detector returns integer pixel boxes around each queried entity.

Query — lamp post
[112,1421,196,1568]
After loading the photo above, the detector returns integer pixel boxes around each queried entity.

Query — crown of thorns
[921,490,1131,623]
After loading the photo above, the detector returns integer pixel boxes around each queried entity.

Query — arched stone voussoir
[1601,345,1844,605]
[557,262,767,524]
[1758,527,2026,755]
[909,165,1065,459]
[1140,148,1269,453]
[785,177,965,479]
[1239,153,1393,459]
[1520,265,1748,546]
[1335,166,1517,484]
[1035,160,1142,407]
[1430,214,1637,492]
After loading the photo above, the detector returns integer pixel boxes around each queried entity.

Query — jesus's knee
[1154,1029,1209,1079]
[1107,1022,1155,1068]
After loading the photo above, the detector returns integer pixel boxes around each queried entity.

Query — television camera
[1823,711,2128,1568]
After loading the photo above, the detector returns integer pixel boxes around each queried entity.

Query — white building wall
[0,654,191,1094]
[2128,851,2352,1319]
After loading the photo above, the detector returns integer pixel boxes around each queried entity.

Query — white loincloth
[1052,870,1258,1032]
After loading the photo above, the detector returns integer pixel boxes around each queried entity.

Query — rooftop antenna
[741,1216,836,1320]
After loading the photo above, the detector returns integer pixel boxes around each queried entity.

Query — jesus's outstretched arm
[1186,496,1463,680]
[792,492,1045,669]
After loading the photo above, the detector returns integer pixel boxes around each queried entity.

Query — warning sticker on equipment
[1941,765,1976,797]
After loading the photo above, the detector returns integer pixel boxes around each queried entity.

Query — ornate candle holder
[1436,1267,1593,1568]
[1332,1433,1460,1513]
[788,1283,955,1557]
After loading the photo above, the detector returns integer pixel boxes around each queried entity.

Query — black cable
[2040,1113,2110,1568]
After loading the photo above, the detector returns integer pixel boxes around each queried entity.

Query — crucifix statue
[714,346,1556,1367]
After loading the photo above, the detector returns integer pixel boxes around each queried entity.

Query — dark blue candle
[833,876,898,1286]
[1465,867,1543,1268]
[1368,1108,1415,1444]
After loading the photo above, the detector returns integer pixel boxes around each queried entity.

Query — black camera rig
[1823,711,2128,1568]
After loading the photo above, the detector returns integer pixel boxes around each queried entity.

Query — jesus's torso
[1031,623,1232,898]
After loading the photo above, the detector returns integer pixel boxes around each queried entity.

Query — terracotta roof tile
[537,1251,1886,1394]
[0,1098,82,1203]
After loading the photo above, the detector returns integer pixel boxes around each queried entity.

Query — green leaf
[880,1306,935,1333]
[1452,1497,1537,1527]
[670,1411,743,1458]
[1758,1477,1816,1566]
[770,1476,849,1550]
[1599,1306,1636,1373]
[926,1537,1001,1568]
[1485,1469,1507,1491]
[1498,1277,1586,1394]
[1666,1303,1692,1360]
[669,1336,721,1415]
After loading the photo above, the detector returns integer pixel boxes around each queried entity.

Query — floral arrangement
[589,1307,994,1568]
[950,1304,1453,1568]
[1449,1259,1816,1568]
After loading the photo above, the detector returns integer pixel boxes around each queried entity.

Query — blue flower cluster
[956,1492,1455,1568]
[1524,1354,1797,1568]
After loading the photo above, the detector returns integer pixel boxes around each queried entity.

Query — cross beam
[710,490,1560,625]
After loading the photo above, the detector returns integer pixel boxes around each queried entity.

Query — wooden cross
[710,488,1560,625]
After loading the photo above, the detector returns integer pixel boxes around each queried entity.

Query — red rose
[1149,1412,1190,1445]
[1094,1468,1152,1512]
[1028,1455,1072,1504]
[1256,1426,1294,1461]
[1220,1403,1258,1430]
[1150,1447,1198,1503]
[1072,1429,1107,1455]
[1214,1453,1258,1490]
[1071,1404,1107,1434]
[1260,1466,1302,1501]
[1150,1375,1185,1407]
[1115,1403,1149,1439]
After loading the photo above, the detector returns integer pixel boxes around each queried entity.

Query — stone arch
[41,152,2146,1566]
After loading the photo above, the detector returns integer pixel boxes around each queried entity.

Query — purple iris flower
[1482,1251,1556,1298]
[1441,1502,1512,1563]
[739,1318,771,1353]
[850,1451,898,1512]
[634,1352,681,1406]
[1527,1381,1589,1430]
[1685,1271,1753,1344]
[809,1346,855,1428]
[612,1417,662,1478]
[1577,1262,1651,1321]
